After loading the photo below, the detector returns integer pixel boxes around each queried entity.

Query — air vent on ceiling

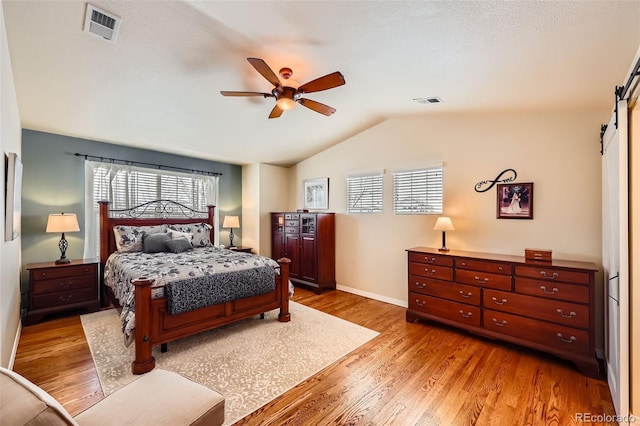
[413,97,442,104]
[83,4,120,43]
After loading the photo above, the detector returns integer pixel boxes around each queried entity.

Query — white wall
[0,2,23,368]
[290,109,608,323]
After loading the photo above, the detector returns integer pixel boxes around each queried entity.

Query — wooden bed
[98,200,291,375]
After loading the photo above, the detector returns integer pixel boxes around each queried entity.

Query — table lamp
[46,213,80,264]
[433,216,455,252]
[222,215,240,248]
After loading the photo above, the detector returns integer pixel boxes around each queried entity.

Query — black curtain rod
[617,55,640,101]
[73,153,223,177]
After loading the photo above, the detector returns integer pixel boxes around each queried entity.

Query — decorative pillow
[143,232,171,253]
[113,225,168,253]
[165,237,193,254]
[167,229,194,244]
[168,223,213,247]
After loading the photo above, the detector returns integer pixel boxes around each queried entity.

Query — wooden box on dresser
[24,259,100,325]
[406,247,600,377]
[271,212,335,293]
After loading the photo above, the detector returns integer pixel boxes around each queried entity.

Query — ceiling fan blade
[269,104,284,119]
[220,91,273,98]
[297,71,345,94]
[247,58,281,88]
[297,98,336,116]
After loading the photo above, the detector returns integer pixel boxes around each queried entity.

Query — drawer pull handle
[474,276,489,284]
[459,291,473,299]
[59,295,73,302]
[492,318,507,327]
[460,262,467,266]
[539,285,558,294]
[415,299,426,307]
[491,297,507,305]
[424,256,436,263]
[59,282,72,289]
[540,271,559,279]
[459,310,472,318]
[556,333,576,343]
[424,269,436,275]
[415,282,426,289]
[497,266,503,271]
[556,309,576,318]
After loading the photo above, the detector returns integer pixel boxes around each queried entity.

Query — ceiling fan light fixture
[276,97,296,110]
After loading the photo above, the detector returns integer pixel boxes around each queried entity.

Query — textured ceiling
[3,1,640,166]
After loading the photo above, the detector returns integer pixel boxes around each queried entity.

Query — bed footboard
[131,257,291,375]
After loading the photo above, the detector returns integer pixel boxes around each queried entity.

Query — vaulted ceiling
[3,1,639,166]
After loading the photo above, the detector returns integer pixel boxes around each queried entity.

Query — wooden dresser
[25,259,100,325]
[271,212,335,293]
[406,247,599,377]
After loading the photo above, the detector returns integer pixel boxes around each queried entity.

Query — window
[346,173,383,214]
[393,166,443,214]
[83,161,218,258]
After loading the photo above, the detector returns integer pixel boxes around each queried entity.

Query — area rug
[80,302,379,425]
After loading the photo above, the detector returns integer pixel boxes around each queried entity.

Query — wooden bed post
[131,278,156,375]
[277,258,291,322]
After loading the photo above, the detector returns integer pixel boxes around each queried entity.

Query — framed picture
[303,177,329,210]
[497,182,533,219]
[5,152,23,241]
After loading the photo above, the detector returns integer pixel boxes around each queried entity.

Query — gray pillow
[165,237,193,253]
[143,232,171,253]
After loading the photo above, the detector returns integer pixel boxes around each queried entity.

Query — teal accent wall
[20,129,243,298]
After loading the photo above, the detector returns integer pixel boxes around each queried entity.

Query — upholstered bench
[0,367,225,426]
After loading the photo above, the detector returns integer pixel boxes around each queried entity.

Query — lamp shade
[222,215,240,228]
[46,213,80,233]
[433,216,455,232]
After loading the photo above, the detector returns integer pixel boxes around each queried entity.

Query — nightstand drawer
[31,264,97,281]
[31,288,96,309]
[32,276,95,295]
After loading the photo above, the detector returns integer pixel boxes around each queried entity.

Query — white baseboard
[8,319,21,370]
[336,284,407,308]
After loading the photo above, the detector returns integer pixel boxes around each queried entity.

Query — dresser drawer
[515,266,590,285]
[515,278,589,304]
[284,213,300,220]
[408,252,453,267]
[31,288,96,309]
[456,258,511,275]
[284,220,299,227]
[31,263,97,281]
[409,276,481,305]
[408,262,453,281]
[32,276,95,295]
[484,309,590,355]
[285,226,299,234]
[456,269,511,291]
[484,289,589,329]
[409,293,481,328]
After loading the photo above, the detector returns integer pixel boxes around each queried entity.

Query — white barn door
[602,100,629,422]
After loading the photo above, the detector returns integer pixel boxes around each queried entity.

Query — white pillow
[168,229,194,245]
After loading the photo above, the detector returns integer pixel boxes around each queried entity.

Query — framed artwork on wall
[5,152,23,241]
[303,177,329,210]
[497,182,533,219]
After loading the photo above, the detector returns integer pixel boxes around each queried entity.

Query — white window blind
[346,173,383,214]
[393,166,443,214]
[83,161,219,258]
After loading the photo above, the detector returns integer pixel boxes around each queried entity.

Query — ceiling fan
[220,58,346,119]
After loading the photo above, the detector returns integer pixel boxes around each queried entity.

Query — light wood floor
[14,287,615,425]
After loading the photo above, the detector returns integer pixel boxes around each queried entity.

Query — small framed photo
[497,182,533,219]
[303,177,329,210]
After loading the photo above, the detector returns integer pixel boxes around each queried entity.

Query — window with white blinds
[393,166,443,214]
[346,173,383,214]
[84,161,218,258]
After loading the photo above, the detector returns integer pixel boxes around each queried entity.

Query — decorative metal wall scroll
[475,169,517,193]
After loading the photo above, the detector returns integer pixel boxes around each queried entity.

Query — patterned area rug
[80,302,379,425]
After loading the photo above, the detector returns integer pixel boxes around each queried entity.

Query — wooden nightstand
[24,259,100,325]
[228,246,253,253]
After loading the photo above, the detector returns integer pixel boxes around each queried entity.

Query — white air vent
[413,97,442,104]
[84,4,120,43]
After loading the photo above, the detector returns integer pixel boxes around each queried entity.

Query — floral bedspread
[104,247,283,346]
